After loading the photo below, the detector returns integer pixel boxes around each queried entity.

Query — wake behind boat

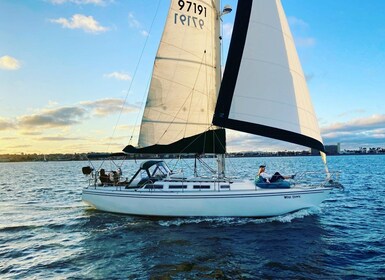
[82,0,342,217]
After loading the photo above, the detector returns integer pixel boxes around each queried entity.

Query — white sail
[138,0,219,148]
[214,0,323,151]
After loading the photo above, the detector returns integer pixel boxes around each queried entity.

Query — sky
[1,0,385,154]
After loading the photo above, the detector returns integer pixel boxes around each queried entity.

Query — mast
[215,0,224,177]
[215,0,221,93]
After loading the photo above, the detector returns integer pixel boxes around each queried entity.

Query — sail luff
[213,0,252,123]
[213,0,325,152]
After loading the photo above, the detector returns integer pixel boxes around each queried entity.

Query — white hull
[82,183,332,217]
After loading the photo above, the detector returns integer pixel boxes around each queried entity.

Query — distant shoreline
[0,151,384,163]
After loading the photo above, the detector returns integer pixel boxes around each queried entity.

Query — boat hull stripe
[83,189,331,199]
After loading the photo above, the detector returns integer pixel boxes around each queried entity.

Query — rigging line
[97,159,106,173]
[129,71,152,145]
[181,157,195,174]
[203,49,210,154]
[183,50,208,139]
[107,0,162,151]
[197,156,217,174]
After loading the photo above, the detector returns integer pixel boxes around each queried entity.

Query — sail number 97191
[174,0,207,29]
[178,0,207,17]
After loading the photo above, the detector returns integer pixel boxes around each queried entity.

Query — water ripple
[0,156,384,279]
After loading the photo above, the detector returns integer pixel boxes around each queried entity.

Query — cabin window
[144,184,163,189]
[220,185,230,189]
[169,185,187,189]
[193,185,211,189]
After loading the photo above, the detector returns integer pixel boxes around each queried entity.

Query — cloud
[288,16,309,29]
[1,137,18,140]
[287,16,316,48]
[128,12,141,28]
[128,12,148,36]
[18,106,87,129]
[337,109,366,118]
[104,71,132,81]
[38,136,82,141]
[321,114,385,148]
[48,0,110,5]
[6,144,32,149]
[0,98,140,132]
[0,55,21,70]
[80,98,140,116]
[116,124,139,131]
[295,37,316,47]
[21,131,43,136]
[49,14,109,33]
[322,114,385,134]
[0,118,16,130]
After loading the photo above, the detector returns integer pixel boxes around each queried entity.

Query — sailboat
[82,0,339,217]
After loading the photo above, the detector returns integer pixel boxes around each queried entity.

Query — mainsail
[126,0,225,154]
[213,0,325,152]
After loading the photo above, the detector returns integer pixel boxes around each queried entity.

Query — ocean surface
[1,155,384,279]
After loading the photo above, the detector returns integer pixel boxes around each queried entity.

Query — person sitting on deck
[99,169,111,185]
[255,165,294,187]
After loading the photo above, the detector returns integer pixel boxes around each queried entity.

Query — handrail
[292,170,343,190]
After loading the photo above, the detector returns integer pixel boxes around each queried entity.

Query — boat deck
[86,177,325,193]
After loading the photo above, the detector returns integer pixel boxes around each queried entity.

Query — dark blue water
[1,155,384,279]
